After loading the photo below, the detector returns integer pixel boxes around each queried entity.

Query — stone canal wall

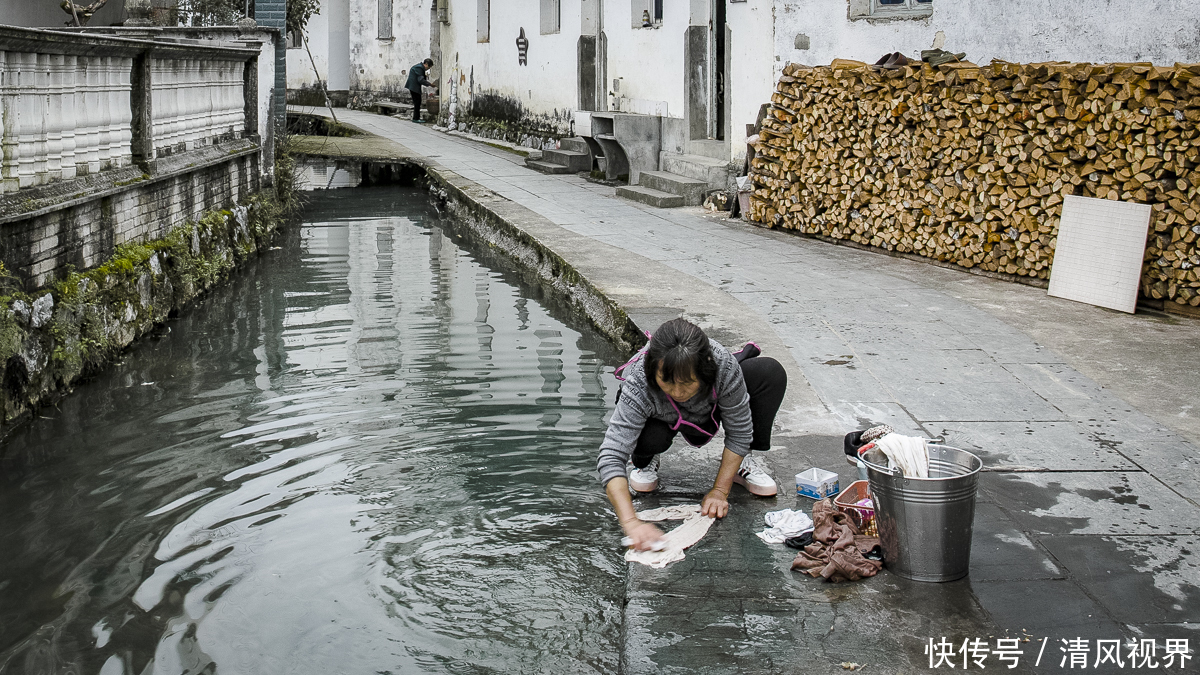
[0,174,295,428]
[0,145,261,288]
[0,26,290,431]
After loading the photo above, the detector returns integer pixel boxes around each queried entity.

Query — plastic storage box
[795,468,840,499]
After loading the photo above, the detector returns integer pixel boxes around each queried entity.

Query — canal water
[0,186,626,674]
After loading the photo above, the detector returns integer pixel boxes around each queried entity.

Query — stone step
[637,170,708,206]
[615,185,684,208]
[687,139,729,161]
[543,148,591,172]
[558,137,590,154]
[524,158,571,175]
[660,152,731,189]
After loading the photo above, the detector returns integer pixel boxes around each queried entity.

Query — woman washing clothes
[596,318,788,551]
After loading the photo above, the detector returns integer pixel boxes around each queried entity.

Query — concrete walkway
[296,108,1200,673]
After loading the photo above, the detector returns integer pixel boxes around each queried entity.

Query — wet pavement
[248,110,1200,671]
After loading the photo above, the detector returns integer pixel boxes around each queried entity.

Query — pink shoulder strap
[613,330,653,382]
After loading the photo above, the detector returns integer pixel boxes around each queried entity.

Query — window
[286,29,302,49]
[849,0,931,20]
[540,0,561,35]
[477,0,490,42]
[630,0,662,27]
[378,0,393,39]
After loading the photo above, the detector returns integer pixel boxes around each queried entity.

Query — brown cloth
[790,498,883,582]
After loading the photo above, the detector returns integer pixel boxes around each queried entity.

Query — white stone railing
[152,55,246,156]
[0,26,260,194]
[0,50,134,191]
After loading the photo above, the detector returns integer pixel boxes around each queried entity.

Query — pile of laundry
[789,499,883,583]
[755,508,813,544]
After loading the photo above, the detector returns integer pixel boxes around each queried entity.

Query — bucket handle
[857,442,898,476]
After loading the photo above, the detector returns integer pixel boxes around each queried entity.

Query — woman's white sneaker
[628,456,660,492]
[733,453,777,496]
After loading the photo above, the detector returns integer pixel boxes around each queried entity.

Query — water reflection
[0,188,623,674]
[295,159,362,190]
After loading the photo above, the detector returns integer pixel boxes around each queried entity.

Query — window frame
[540,0,561,35]
[477,0,490,42]
[849,0,932,21]
[630,0,662,28]
[377,0,393,40]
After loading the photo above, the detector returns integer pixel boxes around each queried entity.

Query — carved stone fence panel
[0,26,259,194]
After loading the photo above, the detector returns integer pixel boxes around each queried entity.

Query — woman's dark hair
[644,318,717,391]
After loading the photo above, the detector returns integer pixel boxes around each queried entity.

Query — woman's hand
[622,520,666,551]
[700,488,729,518]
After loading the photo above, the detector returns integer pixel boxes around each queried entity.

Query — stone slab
[790,357,895,409]
[542,148,591,172]
[1039,535,1200,624]
[890,376,1067,423]
[932,421,1139,471]
[970,503,1064,582]
[980,472,1200,536]
[638,171,708,206]
[968,579,1128,665]
[817,400,928,439]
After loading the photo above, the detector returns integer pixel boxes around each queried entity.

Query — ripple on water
[0,188,624,675]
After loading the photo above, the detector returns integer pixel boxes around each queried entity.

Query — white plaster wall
[328,0,351,90]
[288,0,331,89]
[349,0,431,97]
[253,33,278,149]
[774,0,1200,75]
[440,1,580,126]
[602,0,688,118]
[726,0,775,161]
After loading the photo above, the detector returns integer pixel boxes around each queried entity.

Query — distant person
[405,58,436,123]
[597,318,787,551]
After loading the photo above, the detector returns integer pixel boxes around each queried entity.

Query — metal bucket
[862,444,982,582]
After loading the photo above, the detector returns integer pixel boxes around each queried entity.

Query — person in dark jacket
[405,59,436,123]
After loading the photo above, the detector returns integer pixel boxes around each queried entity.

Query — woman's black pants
[630,356,787,469]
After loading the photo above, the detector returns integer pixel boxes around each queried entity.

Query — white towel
[874,433,930,478]
[756,508,814,544]
[625,504,716,569]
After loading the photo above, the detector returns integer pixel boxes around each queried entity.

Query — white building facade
[287,0,432,106]
[294,0,1200,166]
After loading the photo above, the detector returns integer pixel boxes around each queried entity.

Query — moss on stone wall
[0,152,300,429]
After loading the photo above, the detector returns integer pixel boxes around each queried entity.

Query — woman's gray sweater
[596,339,753,486]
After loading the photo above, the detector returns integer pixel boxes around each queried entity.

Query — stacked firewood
[748,59,1200,307]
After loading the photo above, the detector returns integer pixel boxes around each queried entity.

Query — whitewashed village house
[286,0,436,107]
[293,0,1200,205]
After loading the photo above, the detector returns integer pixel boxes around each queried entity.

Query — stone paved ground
[295,107,1200,674]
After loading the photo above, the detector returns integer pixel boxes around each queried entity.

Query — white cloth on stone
[874,433,930,478]
[625,504,715,569]
[756,508,815,544]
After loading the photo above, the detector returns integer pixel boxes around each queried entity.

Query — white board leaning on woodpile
[1048,196,1153,313]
